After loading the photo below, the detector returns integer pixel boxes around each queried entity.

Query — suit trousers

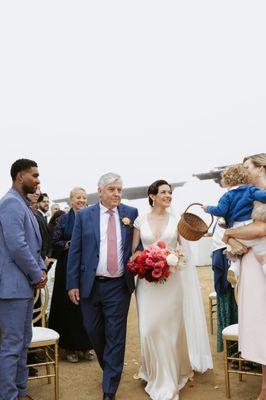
[0,298,33,400]
[81,277,131,395]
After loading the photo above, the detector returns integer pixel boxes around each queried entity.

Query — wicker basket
[178,203,214,241]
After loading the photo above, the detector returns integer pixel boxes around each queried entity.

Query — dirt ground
[29,266,261,400]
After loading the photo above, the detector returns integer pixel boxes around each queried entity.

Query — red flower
[157,241,166,249]
[152,267,163,278]
[127,241,173,284]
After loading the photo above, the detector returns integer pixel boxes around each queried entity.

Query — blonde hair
[243,153,266,171]
[252,201,266,222]
[221,164,250,187]
[69,187,87,203]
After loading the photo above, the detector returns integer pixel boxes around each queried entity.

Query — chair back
[234,283,238,305]
[32,286,49,326]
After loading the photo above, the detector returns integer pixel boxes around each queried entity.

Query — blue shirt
[207,185,266,227]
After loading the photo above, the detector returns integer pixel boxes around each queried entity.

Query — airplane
[53,181,186,205]
[53,166,225,205]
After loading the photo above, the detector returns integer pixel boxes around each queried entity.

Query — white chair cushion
[222,323,239,337]
[31,327,60,343]
[209,291,217,299]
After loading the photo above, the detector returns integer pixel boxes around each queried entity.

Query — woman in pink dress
[224,153,266,400]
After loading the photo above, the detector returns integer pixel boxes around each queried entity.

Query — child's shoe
[227,260,240,287]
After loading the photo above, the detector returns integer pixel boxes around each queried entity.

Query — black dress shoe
[103,394,115,400]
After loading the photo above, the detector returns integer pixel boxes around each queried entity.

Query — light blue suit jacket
[0,188,45,299]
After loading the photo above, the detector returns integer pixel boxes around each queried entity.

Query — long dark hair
[48,210,65,229]
[147,180,172,207]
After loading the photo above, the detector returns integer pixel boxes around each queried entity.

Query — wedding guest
[49,187,93,363]
[26,185,44,377]
[48,210,65,259]
[50,203,60,217]
[27,184,41,211]
[223,153,266,400]
[36,193,53,269]
[48,209,65,238]
[0,159,46,400]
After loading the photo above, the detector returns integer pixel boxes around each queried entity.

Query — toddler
[203,164,266,284]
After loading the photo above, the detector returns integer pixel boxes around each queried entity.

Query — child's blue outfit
[206,185,266,227]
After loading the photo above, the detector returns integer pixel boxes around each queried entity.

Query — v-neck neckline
[146,213,171,242]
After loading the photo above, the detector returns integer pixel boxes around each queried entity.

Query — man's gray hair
[98,172,123,188]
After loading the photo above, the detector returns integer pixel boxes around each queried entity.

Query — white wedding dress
[134,213,213,400]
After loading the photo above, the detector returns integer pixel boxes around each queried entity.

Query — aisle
[29,266,261,400]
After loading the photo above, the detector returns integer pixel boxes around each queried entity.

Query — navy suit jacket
[67,203,139,298]
[0,188,46,299]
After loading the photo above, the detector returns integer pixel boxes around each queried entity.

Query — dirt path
[29,266,260,399]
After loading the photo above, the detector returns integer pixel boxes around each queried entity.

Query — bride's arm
[131,228,141,260]
[223,221,266,242]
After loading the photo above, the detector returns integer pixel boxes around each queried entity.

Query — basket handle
[183,202,214,230]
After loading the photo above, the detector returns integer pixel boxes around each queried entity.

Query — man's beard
[22,182,36,195]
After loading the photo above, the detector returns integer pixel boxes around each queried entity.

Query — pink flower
[146,258,155,267]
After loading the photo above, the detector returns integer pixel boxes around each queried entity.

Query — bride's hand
[131,251,141,261]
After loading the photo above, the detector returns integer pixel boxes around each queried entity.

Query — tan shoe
[18,396,34,400]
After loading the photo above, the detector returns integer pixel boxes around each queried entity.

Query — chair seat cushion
[31,327,60,343]
[222,323,239,337]
[209,291,217,299]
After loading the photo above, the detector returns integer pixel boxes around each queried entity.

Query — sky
[0,1,265,202]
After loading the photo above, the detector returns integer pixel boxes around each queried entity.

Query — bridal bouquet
[127,241,186,283]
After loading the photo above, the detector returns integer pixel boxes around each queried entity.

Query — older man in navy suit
[0,159,47,400]
[67,173,141,400]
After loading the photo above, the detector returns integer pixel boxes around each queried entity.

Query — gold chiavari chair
[27,286,60,400]
[208,291,217,334]
[222,284,262,398]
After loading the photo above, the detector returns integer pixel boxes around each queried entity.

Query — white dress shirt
[96,203,124,277]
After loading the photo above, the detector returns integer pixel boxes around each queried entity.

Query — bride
[132,180,213,400]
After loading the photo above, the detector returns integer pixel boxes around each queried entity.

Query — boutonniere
[121,216,133,228]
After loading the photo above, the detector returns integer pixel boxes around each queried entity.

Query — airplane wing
[53,182,186,205]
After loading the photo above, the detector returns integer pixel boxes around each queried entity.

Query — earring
[152,199,155,207]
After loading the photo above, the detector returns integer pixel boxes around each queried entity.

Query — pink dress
[238,250,266,364]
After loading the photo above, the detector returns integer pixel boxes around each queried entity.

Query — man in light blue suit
[67,173,141,400]
[0,159,47,400]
